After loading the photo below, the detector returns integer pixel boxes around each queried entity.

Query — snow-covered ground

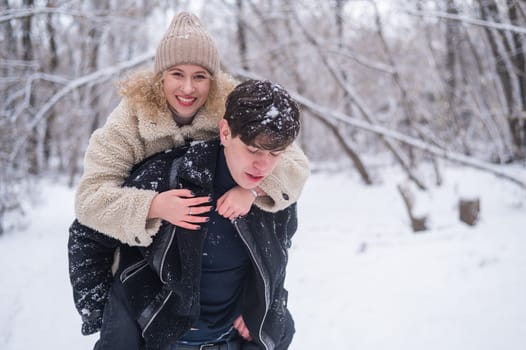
[1,164,525,350]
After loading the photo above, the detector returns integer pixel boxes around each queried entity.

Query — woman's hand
[147,189,212,230]
[233,315,253,341]
[216,186,257,221]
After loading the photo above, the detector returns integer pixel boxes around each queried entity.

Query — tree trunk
[43,0,59,168]
[22,0,39,175]
[479,0,525,158]
[445,0,460,122]
[398,183,428,232]
[84,0,107,135]
[236,0,249,71]
[304,107,373,185]
[459,198,480,226]
[507,0,526,157]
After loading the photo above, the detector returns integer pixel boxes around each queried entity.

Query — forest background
[1,0,526,232]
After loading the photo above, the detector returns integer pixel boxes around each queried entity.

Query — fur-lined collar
[134,102,220,142]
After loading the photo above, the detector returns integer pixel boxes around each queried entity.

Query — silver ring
[188,207,192,215]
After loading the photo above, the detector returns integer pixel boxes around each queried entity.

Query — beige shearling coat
[75,70,310,246]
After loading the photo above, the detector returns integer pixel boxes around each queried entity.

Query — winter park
[1,1,526,350]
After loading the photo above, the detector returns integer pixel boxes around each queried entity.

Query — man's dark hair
[223,79,300,150]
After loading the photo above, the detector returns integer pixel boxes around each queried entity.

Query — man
[69,79,307,350]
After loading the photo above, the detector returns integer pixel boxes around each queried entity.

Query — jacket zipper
[233,220,270,350]
[141,226,177,336]
[120,259,148,283]
[141,290,173,337]
[159,226,177,283]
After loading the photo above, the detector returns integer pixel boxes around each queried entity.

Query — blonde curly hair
[118,68,237,122]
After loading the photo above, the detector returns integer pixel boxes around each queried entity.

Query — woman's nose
[181,78,195,93]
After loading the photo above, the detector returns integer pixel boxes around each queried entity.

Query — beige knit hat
[154,12,220,76]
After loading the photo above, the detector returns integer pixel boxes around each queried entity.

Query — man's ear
[218,119,231,144]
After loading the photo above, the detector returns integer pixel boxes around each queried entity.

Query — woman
[74,12,309,248]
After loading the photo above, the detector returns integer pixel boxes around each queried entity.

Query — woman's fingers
[184,207,213,225]
[176,221,201,231]
[167,188,194,198]
[187,195,213,207]
[181,199,213,229]
[186,204,213,217]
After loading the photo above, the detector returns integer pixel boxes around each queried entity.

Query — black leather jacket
[69,139,297,350]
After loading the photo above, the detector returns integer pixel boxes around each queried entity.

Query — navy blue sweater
[180,148,251,342]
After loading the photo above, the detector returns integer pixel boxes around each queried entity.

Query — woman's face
[162,64,211,119]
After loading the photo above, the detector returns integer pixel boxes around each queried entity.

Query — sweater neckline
[167,103,196,126]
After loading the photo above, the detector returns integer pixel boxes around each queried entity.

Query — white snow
[1,164,525,350]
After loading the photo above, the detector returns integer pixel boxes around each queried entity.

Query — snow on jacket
[74,70,309,247]
[69,139,298,350]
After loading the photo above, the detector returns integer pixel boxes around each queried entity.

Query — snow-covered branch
[405,9,526,34]
[0,59,39,68]
[0,7,138,25]
[295,90,526,191]
[327,49,395,75]
[4,73,70,122]
[8,51,154,163]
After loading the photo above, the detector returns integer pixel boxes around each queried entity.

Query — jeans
[93,281,143,350]
[171,333,261,350]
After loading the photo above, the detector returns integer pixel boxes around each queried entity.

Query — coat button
[282,193,289,200]
[134,236,141,244]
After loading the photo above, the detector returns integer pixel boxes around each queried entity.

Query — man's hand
[148,189,212,230]
[233,315,253,341]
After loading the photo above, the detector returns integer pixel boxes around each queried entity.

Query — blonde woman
[75,12,309,248]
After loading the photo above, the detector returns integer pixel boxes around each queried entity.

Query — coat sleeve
[74,101,161,247]
[256,142,310,212]
[68,219,119,335]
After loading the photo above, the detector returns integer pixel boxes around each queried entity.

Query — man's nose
[253,154,270,170]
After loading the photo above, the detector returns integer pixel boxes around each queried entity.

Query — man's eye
[270,151,284,157]
[247,148,259,154]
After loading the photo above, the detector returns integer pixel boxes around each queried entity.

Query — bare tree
[2,0,525,233]
[0,0,172,233]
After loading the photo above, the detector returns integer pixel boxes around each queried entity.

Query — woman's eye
[194,74,208,80]
[172,72,184,78]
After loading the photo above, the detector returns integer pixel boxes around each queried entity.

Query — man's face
[219,119,284,189]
